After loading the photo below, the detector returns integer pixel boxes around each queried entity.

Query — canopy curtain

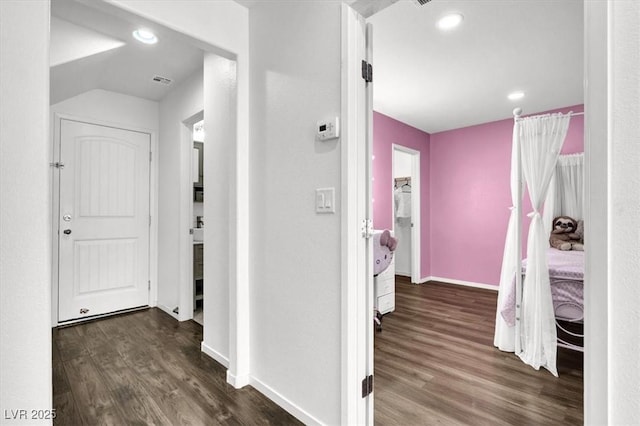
[543,153,585,235]
[493,112,572,375]
[519,113,571,376]
[493,120,523,352]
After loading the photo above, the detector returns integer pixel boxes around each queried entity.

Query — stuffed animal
[373,230,398,276]
[550,216,584,251]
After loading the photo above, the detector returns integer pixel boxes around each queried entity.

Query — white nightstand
[374,257,395,314]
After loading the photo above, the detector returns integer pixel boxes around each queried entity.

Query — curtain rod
[512,108,585,121]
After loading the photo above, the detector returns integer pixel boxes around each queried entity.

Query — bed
[501,247,584,351]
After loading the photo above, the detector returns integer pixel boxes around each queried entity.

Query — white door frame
[391,144,421,284]
[352,3,611,425]
[50,112,158,326]
[177,111,204,322]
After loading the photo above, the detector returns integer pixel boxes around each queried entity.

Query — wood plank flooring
[53,280,582,425]
[52,308,302,425]
[374,277,583,426]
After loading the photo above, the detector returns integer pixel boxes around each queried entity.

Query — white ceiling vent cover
[152,75,173,85]
[412,0,432,5]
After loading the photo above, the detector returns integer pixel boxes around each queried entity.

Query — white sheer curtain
[519,113,571,376]
[493,120,522,352]
[543,153,585,234]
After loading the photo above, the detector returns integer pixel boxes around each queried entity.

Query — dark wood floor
[52,308,301,425]
[374,277,583,426]
[53,280,582,425]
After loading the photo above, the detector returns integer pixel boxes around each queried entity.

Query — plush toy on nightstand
[373,229,398,276]
[550,216,584,251]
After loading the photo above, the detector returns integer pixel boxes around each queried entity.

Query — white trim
[50,112,158,327]
[250,376,323,426]
[55,306,150,327]
[422,276,498,292]
[201,341,229,368]
[584,1,609,423]
[226,371,250,389]
[157,303,179,320]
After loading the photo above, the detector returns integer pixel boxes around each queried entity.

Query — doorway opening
[391,144,420,284]
[185,112,206,325]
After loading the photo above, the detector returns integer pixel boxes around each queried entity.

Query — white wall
[201,54,235,368]
[0,1,52,423]
[157,70,203,317]
[51,89,159,129]
[608,1,640,423]
[249,3,343,424]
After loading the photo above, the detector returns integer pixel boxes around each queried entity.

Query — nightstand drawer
[375,276,394,297]
[377,292,395,314]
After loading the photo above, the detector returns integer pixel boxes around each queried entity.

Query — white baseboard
[226,370,251,389]
[201,341,229,368]
[250,376,323,426]
[157,303,179,319]
[421,276,498,291]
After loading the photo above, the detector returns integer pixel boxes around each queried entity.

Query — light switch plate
[316,187,335,213]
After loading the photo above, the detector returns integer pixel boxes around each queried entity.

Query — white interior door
[341,4,374,424]
[58,119,150,322]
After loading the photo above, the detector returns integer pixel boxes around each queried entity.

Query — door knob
[63,229,72,235]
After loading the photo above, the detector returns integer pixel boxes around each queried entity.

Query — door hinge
[148,280,151,290]
[149,151,152,162]
[50,162,65,169]
[361,60,373,83]
[361,374,373,398]
[149,215,152,226]
[361,219,373,239]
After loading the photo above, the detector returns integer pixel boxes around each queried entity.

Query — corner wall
[249,2,343,424]
[0,1,52,422]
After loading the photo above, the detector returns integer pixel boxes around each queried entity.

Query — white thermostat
[317,117,340,141]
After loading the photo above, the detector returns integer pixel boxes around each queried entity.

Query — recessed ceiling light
[132,28,158,45]
[437,13,464,31]
[508,91,525,101]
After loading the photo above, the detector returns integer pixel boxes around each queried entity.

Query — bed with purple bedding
[501,248,584,328]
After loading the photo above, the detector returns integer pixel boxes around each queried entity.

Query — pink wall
[373,111,431,278]
[429,105,584,286]
[373,105,584,287]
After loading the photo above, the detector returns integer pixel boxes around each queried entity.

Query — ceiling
[368,0,584,133]
[51,0,583,133]
[50,0,204,105]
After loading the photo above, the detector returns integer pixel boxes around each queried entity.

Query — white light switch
[316,187,335,213]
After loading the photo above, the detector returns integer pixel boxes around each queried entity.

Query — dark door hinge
[361,60,373,83]
[361,374,373,398]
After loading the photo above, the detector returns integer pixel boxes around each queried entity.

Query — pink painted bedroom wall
[429,105,584,286]
[373,111,431,278]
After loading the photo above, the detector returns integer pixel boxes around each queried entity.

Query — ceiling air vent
[152,75,172,85]
[412,0,432,5]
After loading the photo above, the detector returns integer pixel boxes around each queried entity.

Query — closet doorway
[391,144,420,284]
